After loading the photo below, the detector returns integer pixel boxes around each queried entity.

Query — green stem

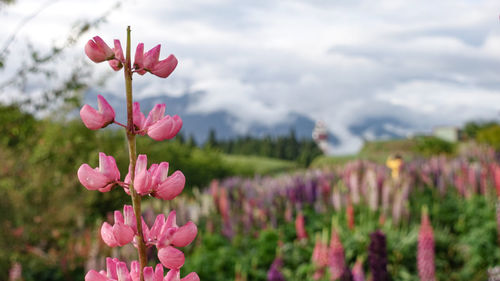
[124,26,147,281]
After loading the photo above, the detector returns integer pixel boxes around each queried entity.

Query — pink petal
[172,221,197,247]
[181,273,200,281]
[165,211,177,228]
[153,264,164,281]
[85,270,108,281]
[143,266,154,281]
[117,261,131,281]
[77,164,110,191]
[113,40,125,62]
[158,246,185,269]
[99,153,120,181]
[144,104,166,129]
[134,155,152,194]
[164,269,180,281]
[101,222,118,247]
[134,43,145,73]
[123,205,136,230]
[113,222,135,246]
[147,115,183,141]
[133,102,147,132]
[149,214,166,241]
[143,44,161,70]
[114,210,125,224]
[151,55,178,78]
[157,226,176,249]
[130,261,140,281]
[106,258,119,279]
[97,94,116,124]
[153,171,185,200]
[80,104,105,130]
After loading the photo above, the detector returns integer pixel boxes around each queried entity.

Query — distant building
[432,126,461,142]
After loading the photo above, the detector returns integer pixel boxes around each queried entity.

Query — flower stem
[124,25,147,281]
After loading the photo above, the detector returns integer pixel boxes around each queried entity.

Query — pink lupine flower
[140,210,197,250]
[86,259,169,281]
[133,44,178,78]
[164,269,200,281]
[85,36,114,63]
[124,156,185,199]
[352,258,365,281]
[101,205,136,247]
[150,162,186,200]
[133,102,183,141]
[312,231,328,280]
[418,208,436,281]
[295,211,308,240]
[328,228,345,280]
[77,152,120,192]
[158,246,185,269]
[346,200,355,231]
[85,257,125,281]
[108,39,125,71]
[80,95,115,130]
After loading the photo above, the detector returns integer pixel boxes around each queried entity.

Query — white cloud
[1,0,500,154]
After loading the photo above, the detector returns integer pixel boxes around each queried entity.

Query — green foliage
[476,124,500,150]
[414,136,455,156]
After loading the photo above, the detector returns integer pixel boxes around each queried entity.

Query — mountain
[84,91,339,144]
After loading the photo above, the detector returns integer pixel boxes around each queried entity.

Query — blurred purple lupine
[368,230,390,281]
[267,257,286,281]
[418,207,436,281]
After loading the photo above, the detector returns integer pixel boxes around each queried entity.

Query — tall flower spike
[85,36,114,63]
[418,207,436,281]
[80,95,116,130]
[329,225,345,280]
[77,152,120,192]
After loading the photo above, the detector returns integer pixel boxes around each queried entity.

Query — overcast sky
[1,0,500,153]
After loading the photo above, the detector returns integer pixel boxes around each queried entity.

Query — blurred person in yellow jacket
[386,154,403,181]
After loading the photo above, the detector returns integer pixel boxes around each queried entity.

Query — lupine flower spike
[369,230,390,281]
[329,217,345,280]
[418,206,436,281]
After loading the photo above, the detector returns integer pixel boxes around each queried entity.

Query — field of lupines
[144,146,500,281]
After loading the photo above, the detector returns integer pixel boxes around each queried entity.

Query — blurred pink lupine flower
[164,269,200,281]
[418,207,436,281]
[295,211,308,240]
[84,36,114,63]
[101,205,136,247]
[124,155,185,199]
[133,102,183,141]
[108,39,125,71]
[328,228,345,280]
[77,152,120,192]
[80,94,115,130]
[312,232,328,280]
[133,43,178,78]
[352,258,365,281]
